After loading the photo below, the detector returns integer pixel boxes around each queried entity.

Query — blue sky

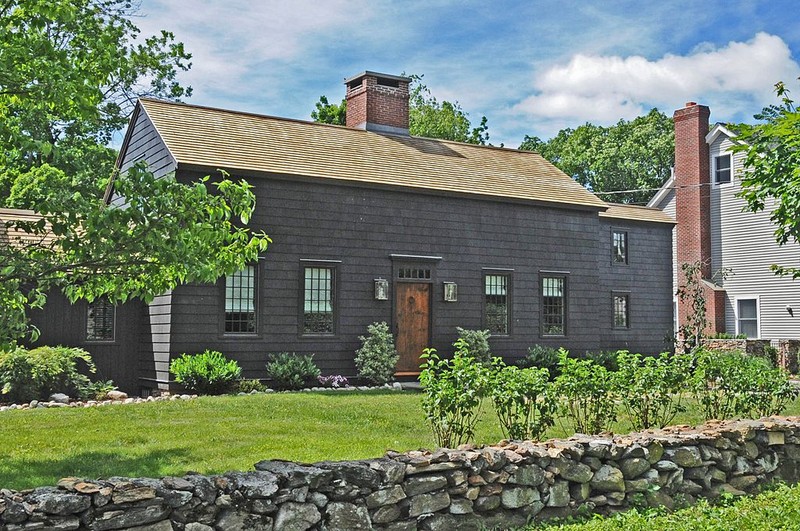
[135,0,800,147]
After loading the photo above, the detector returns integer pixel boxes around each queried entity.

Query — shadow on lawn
[0,447,192,491]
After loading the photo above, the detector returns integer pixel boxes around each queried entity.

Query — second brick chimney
[345,71,411,135]
[673,101,725,336]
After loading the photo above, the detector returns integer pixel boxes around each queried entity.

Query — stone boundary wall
[3,418,800,531]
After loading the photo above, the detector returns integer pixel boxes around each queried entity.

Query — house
[649,102,800,341]
[29,71,675,394]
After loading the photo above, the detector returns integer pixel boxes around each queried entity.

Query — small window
[612,230,628,264]
[541,275,566,336]
[398,267,431,280]
[737,298,758,338]
[613,293,630,329]
[303,266,335,334]
[715,154,731,185]
[86,298,115,341]
[225,265,257,333]
[484,273,510,335]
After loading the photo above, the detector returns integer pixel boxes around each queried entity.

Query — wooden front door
[395,282,431,374]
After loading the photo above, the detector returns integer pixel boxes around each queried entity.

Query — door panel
[395,283,431,373]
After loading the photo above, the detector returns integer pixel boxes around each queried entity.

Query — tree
[311,74,490,145]
[0,1,271,348]
[519,109,674,204]
[734,77,800,278]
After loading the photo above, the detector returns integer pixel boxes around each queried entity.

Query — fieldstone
[365,485,406,508]
[409,491,450,517]
[216,509,272,531]
[590,465,625,493]
[645,489,674,510]
[581,456,602,471]
[661,469,684,491]
[683,466,710,481]
[555,459,593,483]
[308,491,328,508]
[464,486,480,500]
[160,488,193,508]
[729,475,759,491]
[106,390,128,400]
[255,460,333,489]
[251,499,278,514]
[619,458,650,479]
[669,446,703,468]
[225,471,279,499]
[653,460,680,472]
[500,486,540,509]
[757,451,779,474]
[445,469,468,487]
[93,487,113,507]
[449,498,473,514]
[49,393,70,404]
[474,495,500,512]
[710,467,728,483]
[30,490,91,515]
[606,491,626,506]
[318,462,381,489]
[743,441,759,459]
[383,521,417,531]
[124,520,173,531]
[682,479,704,495]
[508,464,545,486]
[546,480,570,507]
[273,502,321,531]
[111,484,157,504]
[767,431,785,446]
[699,445,722,462]
[646,442,664,463]
[624,479,650,493]
[404,475,448,496]
[371,504,401,524]
[162,477,194,491]
[325,502,371,530]
[92,504,170,531]
[718,451,737,471]
[184,523,214,531]
[734,457,754,475]
[184,475,217,504]
[717,483,746,496]
[569,482,591,502]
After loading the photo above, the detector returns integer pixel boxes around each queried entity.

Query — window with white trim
[225,265,257,333]
[86,298,115,341]
[714,154,731,185]
[736,298,758,338]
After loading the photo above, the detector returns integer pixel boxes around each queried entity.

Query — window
[714,154,731,184]
[541,275,566,336]
[484,273,510,335]
[612,230,628,264]
[86,298,115,341]
[303,266,335,334]
[613,293,630,329]
[737,298,759,338]
[225,265,257,333]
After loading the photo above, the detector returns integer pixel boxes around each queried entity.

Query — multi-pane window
[715,154,731,184]
[304,266,334,334]
[737,298,758,338]
[613,293,630,329]
[484,274,509,335]
[225,265,256,333]
[612,230,628,264]
[86,298,115,341]
[541,276,566,336]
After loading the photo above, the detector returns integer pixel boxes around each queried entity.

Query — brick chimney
[345,71,411,135]
[673,101,725,336]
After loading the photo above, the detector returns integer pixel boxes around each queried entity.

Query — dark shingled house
[30,71,675,394]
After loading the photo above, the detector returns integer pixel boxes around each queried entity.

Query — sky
[134,0,800,148]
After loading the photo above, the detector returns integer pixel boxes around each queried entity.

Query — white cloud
[516,32,799,128]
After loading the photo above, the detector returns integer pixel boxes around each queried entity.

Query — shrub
[265,352,321,391]
[762,345,779,368]
[517,344,562,380]
[354,322,399,385]
[555,349,617,435]
[236,378,267,393]
[318,374,349,388]
[419,338,490,448]
[82,379,118,401]
[581,350,620,372]
[169,350,241,395]
[615,351,691,430]
[490,360,556,441]
[455,327,492,364]
[0,345,96,403]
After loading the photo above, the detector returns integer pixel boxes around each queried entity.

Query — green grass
[527,482,800,530]
[2,391,800,491]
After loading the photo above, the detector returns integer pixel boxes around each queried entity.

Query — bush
[455,327,492,364]
[0,345,96,403]
[419,338,491,448]
[517,344,562,380]
[615,351,691,430]
[236,378,267,393]
[581,350,620,372]
[169,350,241,395]
[265,352,321,391]
[82,379,118,401]
[762,345,779,368]
[490,360,556,441]
[354,322,399,385]
[555,349,617,435]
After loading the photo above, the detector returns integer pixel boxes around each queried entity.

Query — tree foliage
[734,77,800,277]
[0,1,271,348]
[311,74,490,145]
[519,109,674,204]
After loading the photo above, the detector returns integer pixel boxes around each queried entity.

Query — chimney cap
[685,101,697,107]
[344,71,412,85]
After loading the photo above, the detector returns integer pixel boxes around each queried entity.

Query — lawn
[3,390,800,491]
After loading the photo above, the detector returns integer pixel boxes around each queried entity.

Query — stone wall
[3,417,800,531]
[701,338,770,357]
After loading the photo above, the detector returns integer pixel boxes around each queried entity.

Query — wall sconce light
[444,282,458,302]
[374,278,389,300]
[787,305,794,317]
